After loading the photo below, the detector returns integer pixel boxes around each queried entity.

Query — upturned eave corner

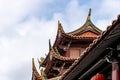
[87,8,91,21]
[32,58,42,80]
[57,20,65,34]
[67,8,102,35]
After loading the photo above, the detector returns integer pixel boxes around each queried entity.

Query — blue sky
[0,0,120,80]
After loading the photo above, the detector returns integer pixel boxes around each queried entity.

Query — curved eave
[51,54,77,61]
[40,53,50,67]
[53,21,65,47]
[60,14,120,80]
[44,47,76,74]
[40,40,52,67]
[32,58,42,80]
[68,8,102,35]
[51,47,77,61]
[68,20,102,35]
[41,46,76,67]
[62,32,98,40]
[53,30,62,48]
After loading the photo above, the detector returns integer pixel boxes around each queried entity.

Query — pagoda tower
[32,9,102,80]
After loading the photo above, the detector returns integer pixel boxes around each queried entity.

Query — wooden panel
[69,49,80,58]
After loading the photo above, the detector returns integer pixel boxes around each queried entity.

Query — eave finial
[87,8,91,20]
[58,20,64,33]
[58,20,61,30]
[49,39,52,51]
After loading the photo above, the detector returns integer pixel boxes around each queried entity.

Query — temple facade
[32,9,120,80]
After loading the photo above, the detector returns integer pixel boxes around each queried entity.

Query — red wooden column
[112,60,120,80]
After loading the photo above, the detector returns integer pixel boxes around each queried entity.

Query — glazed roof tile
[54,9,102,47]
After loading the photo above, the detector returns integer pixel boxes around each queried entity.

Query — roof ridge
[67,9,102,35]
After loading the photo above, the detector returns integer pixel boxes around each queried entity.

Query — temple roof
[33,9,103,80]
[50,47,77,61]
[57,8,101,36]
[40,39,76,68]
[60,14,120,80]
[41,45,76,67]
[68,8,102,35]
[41,8,102,69]
[57,20,65,33]
[61,31,99,40]
[53,9,102,47]
[32,58,43,80]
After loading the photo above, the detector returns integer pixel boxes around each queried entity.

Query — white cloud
[100,0,120,15]
[50,0,90,33]
[93,0,120,30]
[0,0,120,80]
[0,0,53,30]
[0,0,56,80]
[96,19,111,30]
[63,0,88,32]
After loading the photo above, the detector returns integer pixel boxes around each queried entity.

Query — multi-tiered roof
[32,9,102,80]
[61,14,120,80]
